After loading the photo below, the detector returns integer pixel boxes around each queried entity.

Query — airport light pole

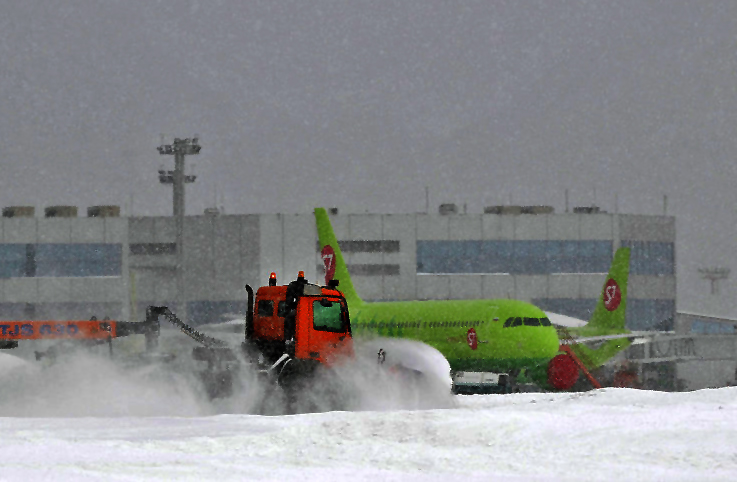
[698,267,730,295]
[158,137,201,322]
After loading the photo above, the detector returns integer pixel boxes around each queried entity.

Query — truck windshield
[312,300,344,331]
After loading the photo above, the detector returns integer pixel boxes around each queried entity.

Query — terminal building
[0,203,675,333]
[6,203,737,390]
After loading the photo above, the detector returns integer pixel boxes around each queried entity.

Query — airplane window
[540,317,552,326]
[512,317,523,327]
[503,318,514,328]
[523,318,540,326]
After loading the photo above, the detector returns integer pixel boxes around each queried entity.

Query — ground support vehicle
[0,315,160,361]
[451,371,518,394]
[149,272,355,412]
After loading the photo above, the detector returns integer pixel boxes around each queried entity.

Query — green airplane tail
[314,207,364,307]
[585,246,631,335]
[569,246,632,369]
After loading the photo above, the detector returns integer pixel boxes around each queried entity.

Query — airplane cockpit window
[512,317,523,327]
[503,318,514,328]
[540,317,552,326]
[523,318,541,326]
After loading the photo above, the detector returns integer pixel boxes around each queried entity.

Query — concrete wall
[678,359,737,390]
[619,215,675,242]
[383,214,417,301]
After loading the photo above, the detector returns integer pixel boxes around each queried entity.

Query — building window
[0,244,26,278]
[578,241,614,273]
[0,244,122,278]
[130,243,177,255]
[621,241,674,275]
[513,240,548,274]
[690,320,736,335]
[349,264,400,276]
[627,299,675,331]
[534,297,676,331]
[318,263,400,276]
[316,240,400,253]
[417,240,613,274]
[35,244,122,277]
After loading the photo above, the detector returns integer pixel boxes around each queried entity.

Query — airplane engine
[547,353,579,390]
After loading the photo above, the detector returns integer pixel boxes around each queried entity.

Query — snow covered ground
[2,387,736,481]
[1,349,737,481]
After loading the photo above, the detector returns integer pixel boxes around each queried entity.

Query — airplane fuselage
[350,298,560,375]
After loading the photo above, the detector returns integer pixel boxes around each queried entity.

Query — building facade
[0,206,676,331]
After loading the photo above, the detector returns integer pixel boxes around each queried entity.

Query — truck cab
[248,272,354,368]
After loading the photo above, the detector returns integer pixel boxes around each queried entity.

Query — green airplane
[314,207,632,391]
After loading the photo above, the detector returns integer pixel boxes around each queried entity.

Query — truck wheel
[277,360,316,414]
[277,359,335,413]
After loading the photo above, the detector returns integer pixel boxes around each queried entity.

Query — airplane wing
[545,311,588,328]
[561,331,660,345]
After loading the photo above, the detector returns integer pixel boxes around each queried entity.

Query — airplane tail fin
[314,208,364,307]
[565,247,631,371]
[585,247,630,334]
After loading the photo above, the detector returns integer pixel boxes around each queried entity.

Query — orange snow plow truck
[131,271,356,409]
[248,271,353,368]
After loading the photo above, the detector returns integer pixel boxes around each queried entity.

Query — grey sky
[1,1,736,315]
